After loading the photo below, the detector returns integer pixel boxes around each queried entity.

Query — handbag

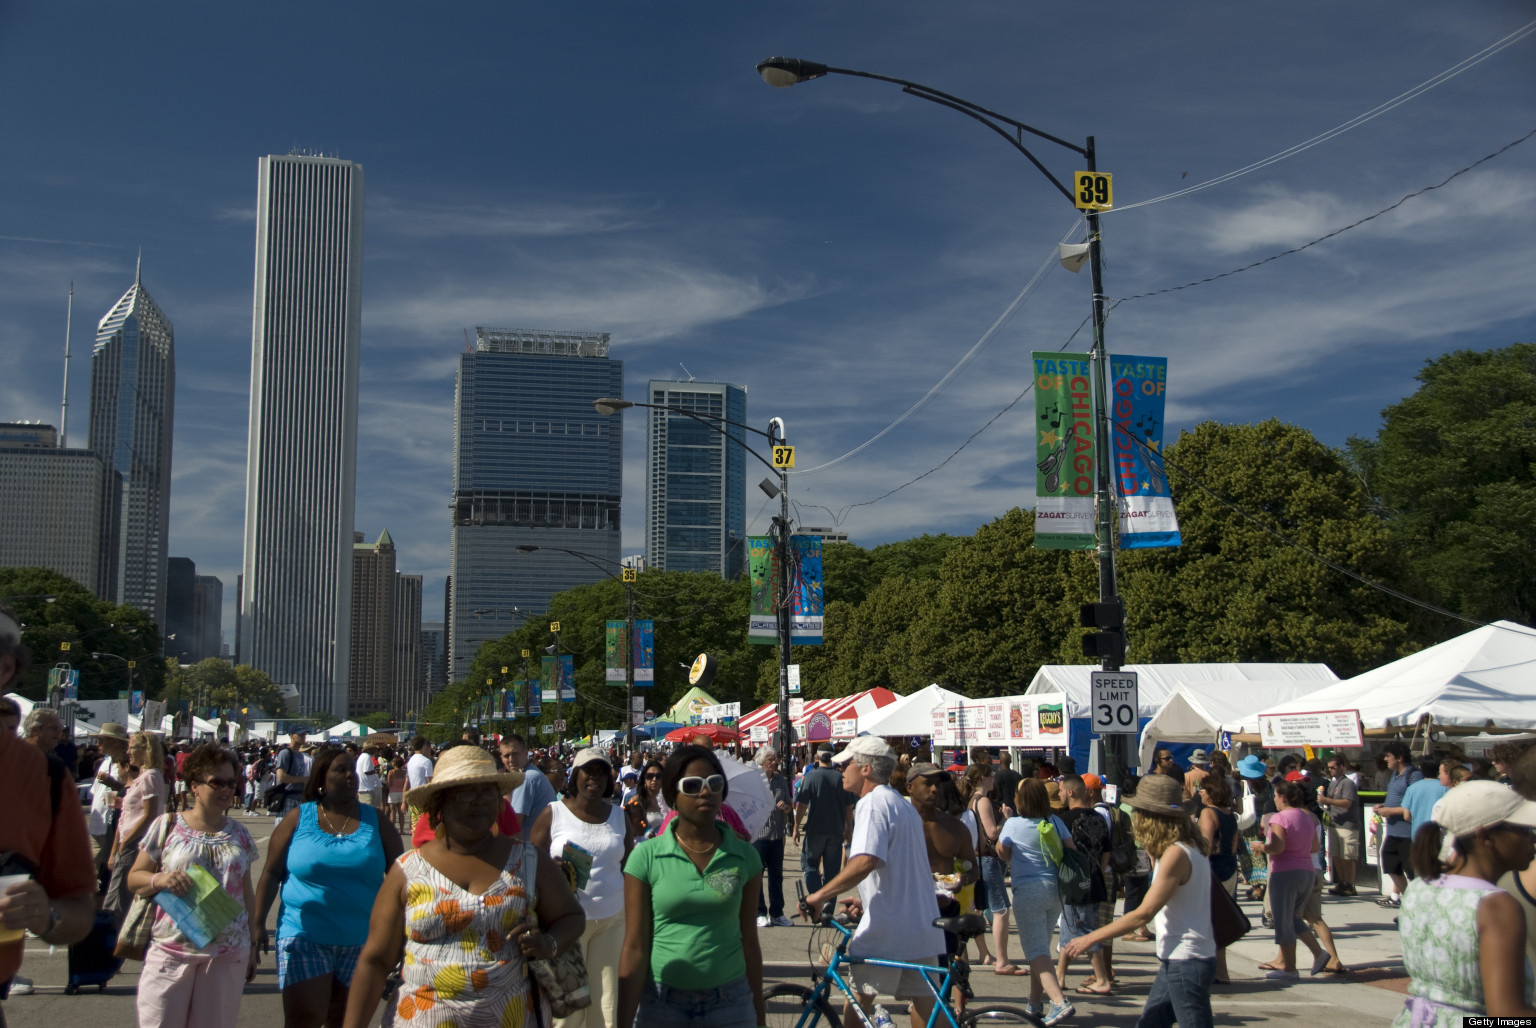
[1208,871,1251,949]
[1236,782,1259,832]
[518,844,591,1017]
[114,812,177,960]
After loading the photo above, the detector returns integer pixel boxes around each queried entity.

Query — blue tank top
[279,802,384,946]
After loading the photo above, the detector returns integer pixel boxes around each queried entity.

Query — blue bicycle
[765,884,1042,1028]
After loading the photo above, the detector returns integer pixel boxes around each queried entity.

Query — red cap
[1284,770,1310,782]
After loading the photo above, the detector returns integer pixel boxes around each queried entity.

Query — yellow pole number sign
[772,445,796,468]
[1074,171,1113,211]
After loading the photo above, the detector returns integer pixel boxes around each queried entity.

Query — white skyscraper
[240,154,364,717]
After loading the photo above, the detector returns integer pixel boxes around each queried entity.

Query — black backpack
[1098,802,1137,875]
[1056,845,1097,906]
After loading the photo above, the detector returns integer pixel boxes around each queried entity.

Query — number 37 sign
[1091,671,1139,735]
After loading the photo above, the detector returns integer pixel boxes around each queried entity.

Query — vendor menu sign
[931,693,1068,747]
[1257,710,1363,748]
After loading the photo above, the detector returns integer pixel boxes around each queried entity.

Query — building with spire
[89,257,175,628]
[240,154,364,716]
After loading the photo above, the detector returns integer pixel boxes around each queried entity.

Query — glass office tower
[448,329,623,681]
[645,381,746,579]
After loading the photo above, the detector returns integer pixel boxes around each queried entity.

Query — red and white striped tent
[738,687,902,743]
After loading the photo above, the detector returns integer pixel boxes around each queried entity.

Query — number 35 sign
[1091,671,1139,734]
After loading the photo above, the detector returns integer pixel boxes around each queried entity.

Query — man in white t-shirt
[356,744,384,807]
[803,736,945,1028]
[406,736,435,790]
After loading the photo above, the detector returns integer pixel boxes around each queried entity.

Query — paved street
[5,814,1413,1027]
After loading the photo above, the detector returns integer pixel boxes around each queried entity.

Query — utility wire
[1111,128,1536,304]
[1114,422,1535,636]
[1105,19,1536,214]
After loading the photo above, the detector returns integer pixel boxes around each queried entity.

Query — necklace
[318,804,358,835]
[676,830,719,855]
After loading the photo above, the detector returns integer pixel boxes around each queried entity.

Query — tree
[0,566,163,700]
[162,658,290,720]
[1349,344,1536,627]
[358,710,398,731]
[1121,419,1412,677]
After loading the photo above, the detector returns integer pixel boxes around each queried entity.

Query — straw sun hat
[1125,774,1197,817]
[404,745,524,810]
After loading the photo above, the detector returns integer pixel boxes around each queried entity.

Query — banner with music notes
[1033,352,1098,549]
[1110,355,1181,549]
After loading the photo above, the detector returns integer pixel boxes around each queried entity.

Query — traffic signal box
[1080,600,1126,666]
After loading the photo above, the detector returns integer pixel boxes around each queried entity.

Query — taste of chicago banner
[1110,355,1181,549]
[1033,352,1096,549]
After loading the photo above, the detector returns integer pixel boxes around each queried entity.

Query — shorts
[1094,898,1116,930]
[852,957,938,1000]
[1012,877,1062,962]
[1300,871,1324,923]
[1381,835,1414,878]
[980,856,1009,914]
[1058,903,1101,954]
[1329,823,1361,861]
[387,792,404,805]
[277,934,362,989]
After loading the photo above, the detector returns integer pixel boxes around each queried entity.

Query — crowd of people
[5,602,1536,1028]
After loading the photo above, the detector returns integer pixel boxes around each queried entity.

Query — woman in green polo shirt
[617,744,766,1028]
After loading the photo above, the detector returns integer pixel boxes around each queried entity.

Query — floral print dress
[394,844,545,1028]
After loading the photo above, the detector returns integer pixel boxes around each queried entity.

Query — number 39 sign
[1091,671,1139,735]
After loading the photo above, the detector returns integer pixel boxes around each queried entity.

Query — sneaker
[771,915,795,928]
[756,915,771,928]
[1042,1000,1075,1025]
[7,976,32,996]
[1264,969,1300,981]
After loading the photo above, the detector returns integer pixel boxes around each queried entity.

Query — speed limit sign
[1091,671,1139,734]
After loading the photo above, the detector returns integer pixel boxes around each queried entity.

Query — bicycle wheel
[764,982,841,1028]
[962,1004,1046,1028]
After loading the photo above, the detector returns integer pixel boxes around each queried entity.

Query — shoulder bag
[518,844,591,1017]
[114,812,177,960]
[1236,781,1259,832]
[1208,872,1251,948]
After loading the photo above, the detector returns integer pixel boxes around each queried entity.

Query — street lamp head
[592,398,633,415]
[756,57,829,88]
[758,476,782,499]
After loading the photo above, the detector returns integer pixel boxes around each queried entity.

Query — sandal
[993,964,1029,976]
[1075,983,1112,995]
[1256,962,1283,971]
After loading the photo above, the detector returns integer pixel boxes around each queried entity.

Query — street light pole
[756,57,1126,775]
[593,398,797,757]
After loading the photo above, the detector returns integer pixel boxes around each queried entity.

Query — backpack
[1037,818,1065,867]
[1056,845,1097,906]
[1098,802,1137,875]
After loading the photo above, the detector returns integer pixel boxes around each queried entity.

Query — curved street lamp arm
[594,399,779,475]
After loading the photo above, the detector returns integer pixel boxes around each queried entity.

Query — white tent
[4,692,35,718]
[1136,680,1336,767]
[1025,663,1340,720]
[1258,620,1536,732]
[856,684,971,738]
[126,712,221,736]
[324,720,375,738]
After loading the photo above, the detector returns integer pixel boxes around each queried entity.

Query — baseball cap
[619,766,640,781]
[571,747,612,771]
[908,762,947,779]
[831,736,895,764]
[1432,780,1536,838]
[1284,770,1310,783]
[1080,772,1103,791]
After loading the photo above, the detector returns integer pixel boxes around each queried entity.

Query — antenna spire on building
[60,283,73,447]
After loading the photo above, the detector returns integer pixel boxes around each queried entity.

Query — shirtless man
[907,761,979,1003]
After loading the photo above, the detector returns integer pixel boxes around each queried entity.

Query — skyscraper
[349,530,395,717]
[0,423,108,592]
[645,381,747,579]
[392,573,422,720]
[448,328,623,681]
[240,154,364,716]
[90,261,174,627]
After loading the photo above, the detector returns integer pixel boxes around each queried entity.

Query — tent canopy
[659,687,721,725]
[856,684,971,738]
[1258,621,1536,732]
[737,688,902,739]
[1026,663,1339,719]
[324,720,374,738]
[1136,680,1336,766]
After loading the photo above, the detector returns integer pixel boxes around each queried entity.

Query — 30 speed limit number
[1091,671,1139,734]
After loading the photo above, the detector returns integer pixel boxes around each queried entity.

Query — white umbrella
[715,753,774,841]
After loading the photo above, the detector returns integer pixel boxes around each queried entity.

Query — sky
[1,3,1533,649]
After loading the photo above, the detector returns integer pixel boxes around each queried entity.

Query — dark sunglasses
[643,772,660,780]
[200,776,239,790]
[677,774,726,796]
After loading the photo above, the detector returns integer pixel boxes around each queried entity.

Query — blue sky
[2,3,1533,647]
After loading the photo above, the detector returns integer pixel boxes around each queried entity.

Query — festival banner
[1110,355,1181,549]
[1033,352,1097,549]
[526,680,540,718]
[633,620,655,684]
[748,535,825,644]
[605,621,626,683]
[541,654,576,702]
[130,690,144,715]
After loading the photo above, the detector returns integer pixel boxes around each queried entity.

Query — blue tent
[632,720,684,739]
